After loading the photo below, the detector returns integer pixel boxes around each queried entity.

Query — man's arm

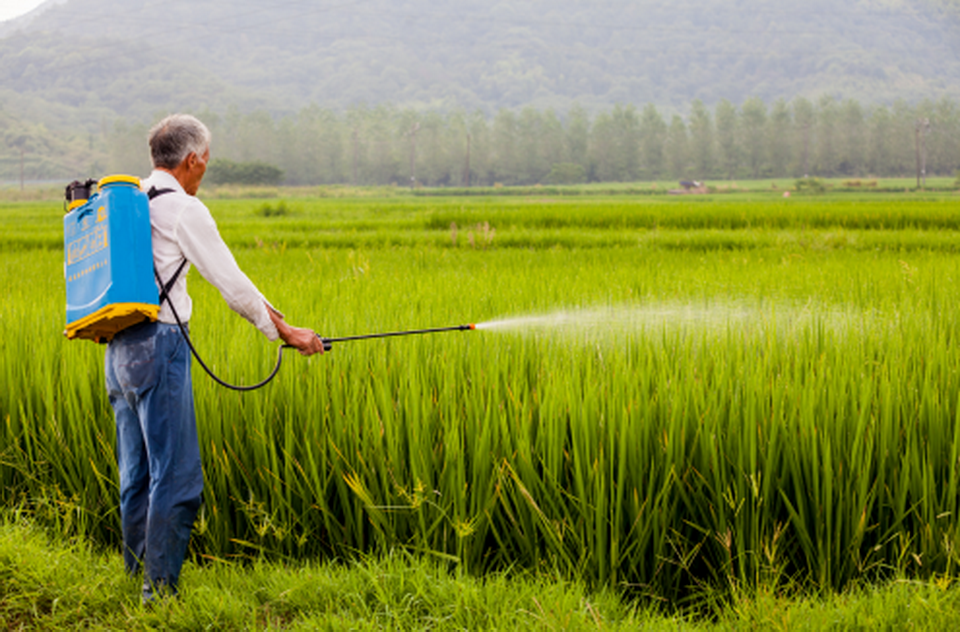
[267,304,325,356]
[175,199,279,339]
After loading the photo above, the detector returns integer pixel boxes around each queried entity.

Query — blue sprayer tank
[64,175,159,343]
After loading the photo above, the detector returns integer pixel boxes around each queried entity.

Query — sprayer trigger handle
[322,339,332,352]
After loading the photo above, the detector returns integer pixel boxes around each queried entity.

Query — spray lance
[178,318,477,391]
[320,324,476,348]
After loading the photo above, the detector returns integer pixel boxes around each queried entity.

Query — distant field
[1,175,957,203]
[3,190,960,605]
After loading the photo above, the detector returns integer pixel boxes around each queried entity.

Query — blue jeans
[105,321,203,600]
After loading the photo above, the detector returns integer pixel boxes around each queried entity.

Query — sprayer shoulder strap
[147,186,176,200]
[155,259,188,307]
[147,186,186,307]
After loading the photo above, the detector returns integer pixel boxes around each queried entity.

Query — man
[104,113,324,602]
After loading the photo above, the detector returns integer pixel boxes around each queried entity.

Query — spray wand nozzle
[316,323,475,351]
[185,323,475,392]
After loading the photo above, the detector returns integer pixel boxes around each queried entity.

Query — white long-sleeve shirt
[142,170,280,341]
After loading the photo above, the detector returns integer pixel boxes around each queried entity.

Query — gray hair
[148,114,212,169]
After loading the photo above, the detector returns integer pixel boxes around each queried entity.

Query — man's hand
[266,304,325,356]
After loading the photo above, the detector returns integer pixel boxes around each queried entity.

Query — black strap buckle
[147,186,176,200]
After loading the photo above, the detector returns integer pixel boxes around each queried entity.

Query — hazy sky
[0,0,47,23]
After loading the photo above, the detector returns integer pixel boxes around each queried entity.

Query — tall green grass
[4,197,960,604]
[6,195,960,252]
[7,512,960,630]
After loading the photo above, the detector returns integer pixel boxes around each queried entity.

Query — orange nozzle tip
[469,323,476,330]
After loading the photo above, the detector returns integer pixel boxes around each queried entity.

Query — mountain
[1,0,958,133]
[0,0,69,35]
[2,0,959,185]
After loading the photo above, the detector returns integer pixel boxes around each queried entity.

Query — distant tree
[76,94,960,188]
[715,99,740,179]
[688,99,715,180]
[442,110,471,187]
[446,108,470,187]
[419,110,450,186]
[238,110,278,165]
[565,104,591,175]
[792,97,816,176]
[492,109,519,185]
[890,99,917,177]
[664,114,690,179]
[364,104,402,185]
[345,104,366,185]
[396,108,420,186]
[467,110,492,186]
[591,104,642,182]
[205,158,284,185]
[546,162,587,184]
[815,95,839,176]
[7,132,31,190]
[219,106,244,164]
[927,96,960,175]
[312,106,346,184]
[590,110,617,182]
[741,97,767,178]
[540,109,566,179]
[768,98,792,177]
[637,104,666,180]
[516,107,548,184]
[275,117,301,185]
[107,119,151,176]
[866,104,893,176]
[838,99,866,176]
[614,104,642,181]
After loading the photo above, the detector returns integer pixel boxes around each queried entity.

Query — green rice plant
[6,195,960,252]
[5,197,960,606]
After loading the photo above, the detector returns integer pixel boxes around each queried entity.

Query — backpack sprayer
[64,175,159,341]
[63,175,475,391]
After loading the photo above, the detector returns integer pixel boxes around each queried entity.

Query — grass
[5,190,960,614]
[6,191,960,252]
[4,513,960,630]
[0,512,655,630]
[2,176,957,204]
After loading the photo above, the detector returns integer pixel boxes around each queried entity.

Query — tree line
[4,95,958,187]
[179,95,958,187]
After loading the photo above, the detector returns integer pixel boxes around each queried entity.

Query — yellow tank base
[64,302,160,344]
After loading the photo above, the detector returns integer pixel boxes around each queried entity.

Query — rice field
[3,190,960,605]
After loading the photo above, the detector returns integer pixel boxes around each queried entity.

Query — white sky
[0,0,48,23]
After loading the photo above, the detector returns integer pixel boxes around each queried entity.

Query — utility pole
[408,122,420,189]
